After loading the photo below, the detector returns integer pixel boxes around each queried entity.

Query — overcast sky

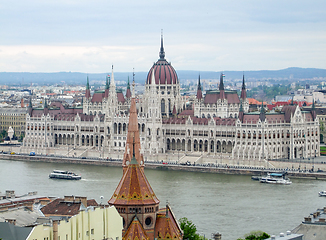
[1,0,326,73]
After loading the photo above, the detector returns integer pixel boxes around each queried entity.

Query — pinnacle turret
[196,74,202,100]
[159,31,165,60]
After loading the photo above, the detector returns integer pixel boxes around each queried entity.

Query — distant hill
[0,67,325,86]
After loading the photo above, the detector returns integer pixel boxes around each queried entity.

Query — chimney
[23,201,34,211]
[75,196,87,207]
[5,219,16,225]
[53,220,59,240]
[5,190,15,199]
[64,196,74,202]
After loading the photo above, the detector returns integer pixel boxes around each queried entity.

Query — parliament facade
[22,36,320,166]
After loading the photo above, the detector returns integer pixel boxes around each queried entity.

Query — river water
[1,159,326,240]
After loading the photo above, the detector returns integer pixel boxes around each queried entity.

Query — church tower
[122,97,144,172]
[107,66,118,117]
[146,70,164,154]
[109,95,183,240]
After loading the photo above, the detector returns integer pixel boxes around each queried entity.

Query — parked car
[29,152,35,156]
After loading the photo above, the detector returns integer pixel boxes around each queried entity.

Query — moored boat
[319,191,326,197]
[251,175,262,181]
[260,172,291,185]
[49,170,81,180]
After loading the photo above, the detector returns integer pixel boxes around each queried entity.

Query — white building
[21,36,320,165]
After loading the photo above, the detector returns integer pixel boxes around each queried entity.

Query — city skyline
[1,0,326,73]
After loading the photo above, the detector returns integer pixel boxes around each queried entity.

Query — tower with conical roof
[109,95,182,240]
[108,121,160,239]
[126,76,131,99]
[122,97,144,172]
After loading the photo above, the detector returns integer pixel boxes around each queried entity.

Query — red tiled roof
[146,60,178,85]
[123,216,149,240]
[108,161,160,206]
[281,105,297,123]
[155,207,182,240]
[41,198,98,217]
[126,88,131,98]
[179,110,194,116]
[91,92,105,103]
[247,98,267,105]
[117,92,126,103]
[204,92,240,104]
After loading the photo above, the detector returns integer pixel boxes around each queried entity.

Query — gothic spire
[311,99,317,120]
[44,98,48,109]
[196,74,202,100]
[29,96,32,108]
[159,30,165,60]
[106,74,109,90]
[239,100,244,122]
[126,76,131,99]
[85,76,91,99]
[259,101,266,122]
[219,73,226,99]
[219,73,225,91]
[241,73,247,99]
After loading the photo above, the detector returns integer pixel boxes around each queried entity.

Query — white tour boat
[49,170,81,180]
[260,172,292,185]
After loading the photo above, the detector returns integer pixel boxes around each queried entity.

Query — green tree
[19,133,25,142]
[0,130,7,140]
[237,231,270,240]
[179,217,199,240]
[320,120,325,132]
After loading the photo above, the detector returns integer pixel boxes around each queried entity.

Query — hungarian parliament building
[22,37,320,166]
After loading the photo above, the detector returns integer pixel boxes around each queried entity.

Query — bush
[237,231,270,240]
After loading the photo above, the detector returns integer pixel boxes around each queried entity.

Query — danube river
[1,159,326,240]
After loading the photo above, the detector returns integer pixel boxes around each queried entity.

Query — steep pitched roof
[123,216,149,240]
[122,98,144,169]
[117,92,126,103]
[91,92,105,103]
[203,91,240,104]
[108,158,160,206]
[155,207,183,240]
[281,105,297,123]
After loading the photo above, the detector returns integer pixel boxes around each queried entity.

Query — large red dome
[146,36,178,85]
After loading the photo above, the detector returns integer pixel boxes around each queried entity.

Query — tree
[320,120,325,132]
[0,130,7,139]
[237,231,270,240]
[179,217,199,240]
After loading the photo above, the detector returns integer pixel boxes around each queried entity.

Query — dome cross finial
[159,30,165,60]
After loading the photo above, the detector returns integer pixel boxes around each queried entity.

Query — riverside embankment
[1,153,326,180]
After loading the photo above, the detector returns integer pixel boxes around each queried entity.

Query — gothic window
[161,99,165,113]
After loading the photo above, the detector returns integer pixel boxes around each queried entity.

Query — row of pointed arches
[166,138,234,153]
